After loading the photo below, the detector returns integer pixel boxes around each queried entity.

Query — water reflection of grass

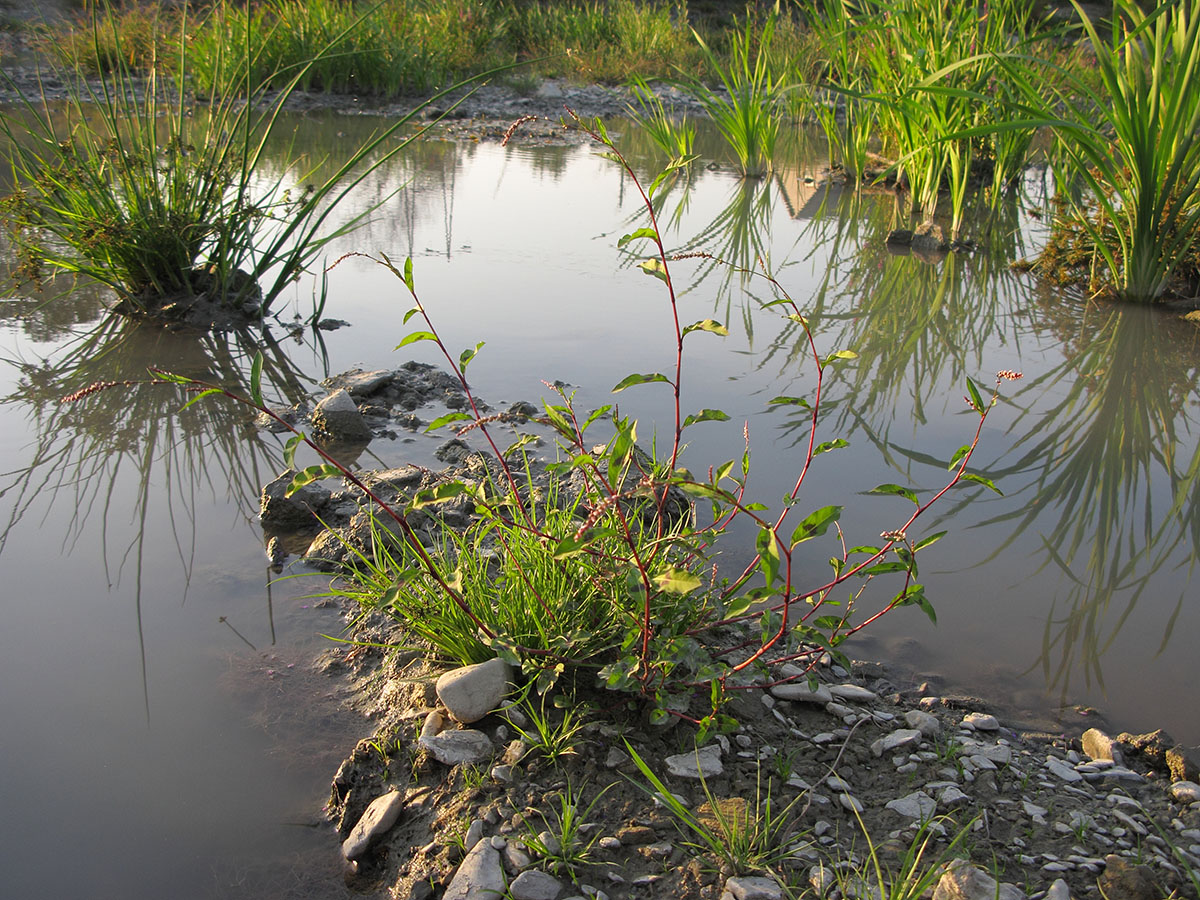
[975,303,1200,698]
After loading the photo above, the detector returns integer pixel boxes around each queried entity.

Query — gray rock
[1045,756,1084,782]
[724,874,784,900]
[829,684,876,703]
[770,681,833,704]
[905,709,941,737]
[1082,728,1125,765]
[260,471,332,529]
[437,658,513,723]
[444,840,507,900]
[510,869,564,900]
[420,728,493,766]
[333,368,393,397]
[342,790,406,860]
[665,744,724,779]
[962,712,1000,731]
[1045,878,1072,900]
[809,863,836,896]
[937,785,970,808]
[872,729,923,757]
[465,818,485,850]
[911,221,950,255]
[1169,781,1200,804]
[839,793,864,813]
[313,388,372,442]
[932,861,1024,900]
[885,791,937,820]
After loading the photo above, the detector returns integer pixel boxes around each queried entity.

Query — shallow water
[1,111,1197,897]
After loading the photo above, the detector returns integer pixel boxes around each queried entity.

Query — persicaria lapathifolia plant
[75,112,1019,738]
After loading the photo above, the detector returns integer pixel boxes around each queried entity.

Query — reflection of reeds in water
[968,304,1200,698]
[1,315,318,717]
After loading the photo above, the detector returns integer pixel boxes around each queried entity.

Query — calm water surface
[1,112,1197,897]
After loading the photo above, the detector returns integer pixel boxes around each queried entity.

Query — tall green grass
[1006,0,1200,301]
[685,15,787,177]
[0,4,493,319]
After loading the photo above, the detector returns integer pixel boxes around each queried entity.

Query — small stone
[724,874,784,900]
[503,840,532,871]
[1045,756,1084,782]
[420,728,493,766]
[885,791,937,820]
[809,863,836,896]
[826,702,854,718]
[443,840,506,900]
[1169,781,1200,804]
[342,790,406,860]
[598,836,621,850]
[437,658,513,724]
[839,793,864,813]
[491,764,514,783]
[905,710,941,737]
[665,744,724,779]
[938,785,970,808]
[962,713,1000,731]
[510,869,564,900]
[645,841,672,859]
[829,684,876,703]
[465,818,485,850]
[1082,728,1124,765]
[1045,878,1071,900]
[1023,801,1048,818]
[313,388,372,442]
[1097,854,1162,900]
[536,830,561,857]
[871,729,923,758]
[421,710,444,740]
[771,682,833,704]
[933,861,1024,900]
[604,747,629,768]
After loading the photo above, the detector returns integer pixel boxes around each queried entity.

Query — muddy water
[1,112,1197,897]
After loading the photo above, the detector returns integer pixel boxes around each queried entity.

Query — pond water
[1,110,1197,898]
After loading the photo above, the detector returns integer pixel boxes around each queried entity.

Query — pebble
[342,790,406,860]
[771,681,833,704]
[839,793,865,813]
[830,684,877,703]
[723,874,784,900]
[1169,781,1200,804]
[962,713,1000,731]
[871,729,923,757]
[510,869,563,900]
[420,728,494,766]
[442,841,506,900]
[1045,756,1084,782]
[885,791,937,820]
[904,709,941,737]
[665,744,724,779]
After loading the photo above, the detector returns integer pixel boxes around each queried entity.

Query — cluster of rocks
[321,642,1200,900]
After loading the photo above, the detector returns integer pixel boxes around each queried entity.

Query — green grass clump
[0,4,488,319]
[1010,0,1200,301]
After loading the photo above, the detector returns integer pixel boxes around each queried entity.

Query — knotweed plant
[119,113,1015,733]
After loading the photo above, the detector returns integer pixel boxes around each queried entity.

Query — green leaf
[459,341,485,371]
[249,352,264,408]
[676,482,726,500]
[965,377,985,414]
[681,319,730,338]
[639,257,669,282]
[914,531,947,551]
[724,595,754,618]
[283,434,303,470]
[756,527,781,586]
[813,615,844,630]
[612,372,670,393]
[502,434,538,458]
[179,388,223,411]
[409,481,468,510]
[947,444,972,470]
[867,483,919,505]
[581,405,612,433]
[814,438,849,456]
[402,306,421,324]
[424,411,474,433]
[402,257,414,292]
[618,227,658,248]
[959,472,1003,495]
[860,561,908,576]
[653,567,703,594]
[683,408,730,428]
[823,349,858,366]
[287,464,343,494]
[768,395,811,409]
[790,505,843,546]
[395,330,437,349]
[787,313,808,326]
